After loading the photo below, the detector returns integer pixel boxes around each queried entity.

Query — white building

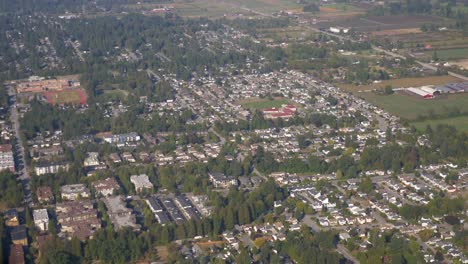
[33,209,49,231]
[60,184,90,200]
[130,174,153,192]
[84,152,100,167]
[0,144,15,172]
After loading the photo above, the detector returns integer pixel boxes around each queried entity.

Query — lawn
[411,116,468,132]
[359,92,468,120]
[239,98,290,109]
[338,75,463,92]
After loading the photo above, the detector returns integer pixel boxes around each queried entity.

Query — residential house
[4,209,19,227]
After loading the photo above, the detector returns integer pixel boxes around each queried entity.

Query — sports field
[43,89,87,105]
[239,98,289,109]
[359,92,468,120]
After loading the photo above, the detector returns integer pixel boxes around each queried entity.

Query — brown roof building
[37,186,54,204]
[92,178,120,197]
[9,244,25,264]
[56,200,101,240]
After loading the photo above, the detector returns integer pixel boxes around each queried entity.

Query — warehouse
[407,87,434,99]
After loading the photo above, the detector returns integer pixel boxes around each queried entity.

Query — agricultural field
[338,75,463,92]
[239,98,290,109]
[229,0,302,13]
[359,92,468,120]
[257,26,317,42]
[411,116,468,132]
[43,89,87,105]
[318,15,443,32]
[429,47,468,60]
[170,0,250,18]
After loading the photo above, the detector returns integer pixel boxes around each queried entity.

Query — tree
[48,219,57,235]
[432,50,439,61]
[384,85,394,95]
[358,176,373,194]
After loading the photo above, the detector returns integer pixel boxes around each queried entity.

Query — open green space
[322,3,363,12]
[359,92,468,120]
[240,98,289,109]
[411,115,468,132]
[430,47,468,60]
[229,0,302,13]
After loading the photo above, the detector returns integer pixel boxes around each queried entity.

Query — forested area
[355,229,425,263]
[0,171,24,209]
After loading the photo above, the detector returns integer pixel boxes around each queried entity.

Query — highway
[7,85,33,207]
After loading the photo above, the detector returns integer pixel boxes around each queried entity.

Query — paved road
[7,85,33,207]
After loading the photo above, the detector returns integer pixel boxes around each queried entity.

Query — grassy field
[338,75,463,92]
[430,47,468,60]
[322,3,363,12]
[239,98,289,109]
[171,0,249,17]
[359,92,468,120]
[230,0,302,13]
[411,116,468,132]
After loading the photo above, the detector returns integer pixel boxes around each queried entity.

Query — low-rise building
[103,196,140,231]
[10,225,28,246]
[35,162,69,176]
[0,144,14,172]
[33,209,49,231]
[9,244,25,264]
[56,200,101,240]
[61,184,90,200]
[84,152,100,167]
[208,172,238,188]
[130,174,153,192]
[37,186,54,203]
[92,178,120,197]
[103,132,140,145]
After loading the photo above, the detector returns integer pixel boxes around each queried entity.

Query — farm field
[43,89,87,105]
[318,15,443,32]
[428,47,468,60]
[411,116,468,132]
[171,0,248,17]
[338,75,463,92]
[229,0,302,13]
[239,98,289,109]
[359,92,468,120]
